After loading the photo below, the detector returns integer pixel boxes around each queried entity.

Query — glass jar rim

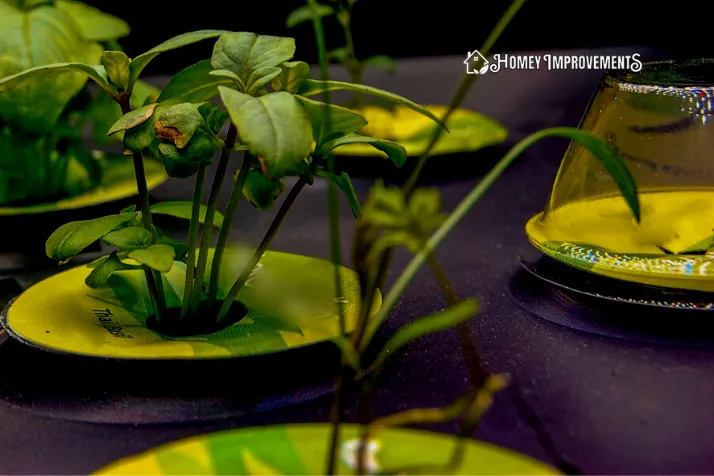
[605,58,714,93]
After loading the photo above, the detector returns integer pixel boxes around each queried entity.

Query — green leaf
[153,102,205,148]
[534,128,641,222]
[85,252,142,288]
[295,96,367,145]
[158,236,189,262]
[101,50,130,90]
[219,87,313,179]
[102,227,152,250]
[127,244,175,273]
[363,55,396,73]
[150,201,225,228]
[107,103,157,135]
[371,299,479,371]
[246,66,282,96]
[45,212,138,262]
[286,4,335,28]
[209,69,246,91]
[327,48,348,62]
[271,61,310,94]
[0,3,109,131]
[243,169,286,211]
[211,32,296,87]
[298,79,448,132]
[324,133,407,167]
[55,0,129,41]
[158,59,233,102]
[129,30,230,90]
[315,169,361,218]
[120,99,181,152]
[197,102,230,134]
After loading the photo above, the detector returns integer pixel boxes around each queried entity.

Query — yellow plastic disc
[94,424,559,475]
[2,248,380,360]
[335,105,507,157]
[526,193,714,293]
[0,156,167,216]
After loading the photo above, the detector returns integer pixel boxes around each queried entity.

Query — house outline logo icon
[464,50,490,74]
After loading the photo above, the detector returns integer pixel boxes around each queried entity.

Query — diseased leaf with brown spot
[154,103,205,149]
[108,103,158,136]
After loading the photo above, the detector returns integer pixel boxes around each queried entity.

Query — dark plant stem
[325,370,351,475]
[181,163,207,319]
[118,94,165,321]
[190,125,237,314]
[216,176,308,322]
[425,252,488,387]
[306,2,351,472]
[208,152,251,307]
[507,384,582,474]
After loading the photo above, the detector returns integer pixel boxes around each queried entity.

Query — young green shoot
[10,29,444,335]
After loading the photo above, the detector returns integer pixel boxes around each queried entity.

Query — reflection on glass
[538,59,714,256]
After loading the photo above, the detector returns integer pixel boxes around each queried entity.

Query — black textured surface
[2,52,713,475]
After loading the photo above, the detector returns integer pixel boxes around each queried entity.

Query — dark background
[86,0,712,76]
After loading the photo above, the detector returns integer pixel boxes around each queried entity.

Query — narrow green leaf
[107,103,157,135]
[298,79,448,131]
[127,244,176,273]
[158,59,233,102]
[0,61,113,97]
[219,87,313,179]
[324,133,407,167]
[370,389,477,429]
[211,32,295,85]
[271,61,310,94]
[315,169,361,218]
[85,252,141,288]
[372,300,479,370]
[45,212,138,262]
[102,227,152,250]
[295,96,367,145]
[363,55,396,73]
[129,30,230,90]
[150,201,225,228]
[538,128,641,222]
[55,0,129,41]
[286,3,335,28]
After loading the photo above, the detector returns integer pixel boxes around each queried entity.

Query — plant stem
[216,176,308,323]
[208,152,251,307]
[403,0,528,195]
[375,127,581,331]
[425,252,488,387]
[337,3,364,108]
[180,163,207,319]
[118,94,165,321]
[306,2,352,472]
[190,125,237,314]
